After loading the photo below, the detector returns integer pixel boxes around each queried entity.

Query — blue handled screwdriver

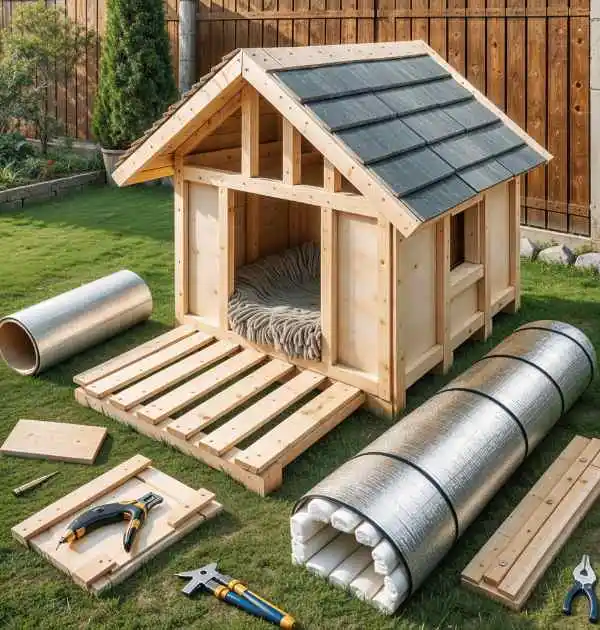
[177,562,296,628]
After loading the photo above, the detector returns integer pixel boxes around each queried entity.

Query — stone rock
[574,252,600,273]
[537,244,576,266]
[520,237,538,260]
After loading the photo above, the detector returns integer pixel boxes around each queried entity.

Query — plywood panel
[400,223,437,367]
[188,183,221,324]
[451,283,478,337]
[336,214,379,376]
[486,182,511,300]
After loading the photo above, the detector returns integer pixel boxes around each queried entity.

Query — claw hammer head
[176,562,231,595]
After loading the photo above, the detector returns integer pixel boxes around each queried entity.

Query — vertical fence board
[0,0,590,236]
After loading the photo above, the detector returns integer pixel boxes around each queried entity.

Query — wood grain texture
[0,419,107,465]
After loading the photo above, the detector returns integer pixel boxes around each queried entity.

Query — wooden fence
[0,0,591,236]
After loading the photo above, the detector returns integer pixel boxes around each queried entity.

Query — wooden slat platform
[74,327,365,495]
[461,436,600,611]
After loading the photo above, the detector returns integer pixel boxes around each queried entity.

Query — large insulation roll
[0,270,152,375]
[291,321,596,614]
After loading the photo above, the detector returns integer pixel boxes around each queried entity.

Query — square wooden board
[0,419,108,464]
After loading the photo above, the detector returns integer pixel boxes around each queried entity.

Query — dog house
[112,41,551,419]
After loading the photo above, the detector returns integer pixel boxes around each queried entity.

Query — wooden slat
[110,340,240,411]
[12,455,152,544]
[462,437,590,586]
[84,332,214,399]
[72,554,117,588]
[483,438,600,586]
[136,348,265,424]
[167,489,216,528]
[74,326,196,386]
[498,463,600,601]
[166,359,294,440]
[505,179,521,313]
[198,370,327,456]
[174,155,189,322]
[235,382,364,473]
[477,198,492,339]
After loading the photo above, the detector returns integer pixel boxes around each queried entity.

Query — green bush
[0,132,35,166]
[1,1,93,154]
[92,0,177,150]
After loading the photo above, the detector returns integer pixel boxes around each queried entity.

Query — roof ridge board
[266,52,429,74]
[297,73,457,105]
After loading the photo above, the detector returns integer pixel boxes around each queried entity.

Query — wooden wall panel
[486,182,511,300]
[187,182,221,324]
[1,0,589,237]
[451,283,478,337]
[336,214,379,376]
[289,202,321,246]
[399,223,437,368]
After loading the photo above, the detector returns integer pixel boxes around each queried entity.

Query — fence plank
[0,0,590,237]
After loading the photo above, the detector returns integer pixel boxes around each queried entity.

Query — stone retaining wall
[0,171,105,211]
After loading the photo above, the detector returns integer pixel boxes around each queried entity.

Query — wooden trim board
[12,455,222,594]
[0,419,107,465]
[461,436,600,611]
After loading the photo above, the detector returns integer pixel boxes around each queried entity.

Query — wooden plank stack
[462,435,600,610]
[74,326,365,496]
[12,455,222,594]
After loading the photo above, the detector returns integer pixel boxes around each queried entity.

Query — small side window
[450,211,466,270]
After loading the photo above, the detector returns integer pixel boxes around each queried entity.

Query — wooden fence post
[592,0,600,246]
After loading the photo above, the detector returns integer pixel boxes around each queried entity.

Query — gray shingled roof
[274,55,544,221]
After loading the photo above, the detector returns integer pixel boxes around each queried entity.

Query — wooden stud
[323,159,342,193]
[174,155,189,323]
[504,178,521,314]
[476,198,493,340]
[241,85,260,177]
[219,187,235,328]
[183,165,374,217]
[392,230,406,413]
[435,215,453,373]
[377,218,392,400]
[282,119,301,185]
[245,193,261,264]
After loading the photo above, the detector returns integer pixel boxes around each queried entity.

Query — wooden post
[377,218,392,401]
[241,87,260,177]
[392,230,406,413]
[174,156,188,323]
[218,187,235,329]
[591,0,600,246]
[505,178,521,313]
[321,159,340,366]
[178,0,196,94]
[435,215,453,373]
[477,198,493,339]
[282,119,301,185]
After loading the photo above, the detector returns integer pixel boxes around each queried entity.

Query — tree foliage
[1,1,93,153]
[92,0,177,150]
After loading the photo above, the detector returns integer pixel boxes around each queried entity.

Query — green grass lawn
[1,185,599,629]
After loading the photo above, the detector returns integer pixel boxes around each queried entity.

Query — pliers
[563,554,599,623]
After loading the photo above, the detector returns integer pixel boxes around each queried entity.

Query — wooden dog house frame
[113,41,551,419]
